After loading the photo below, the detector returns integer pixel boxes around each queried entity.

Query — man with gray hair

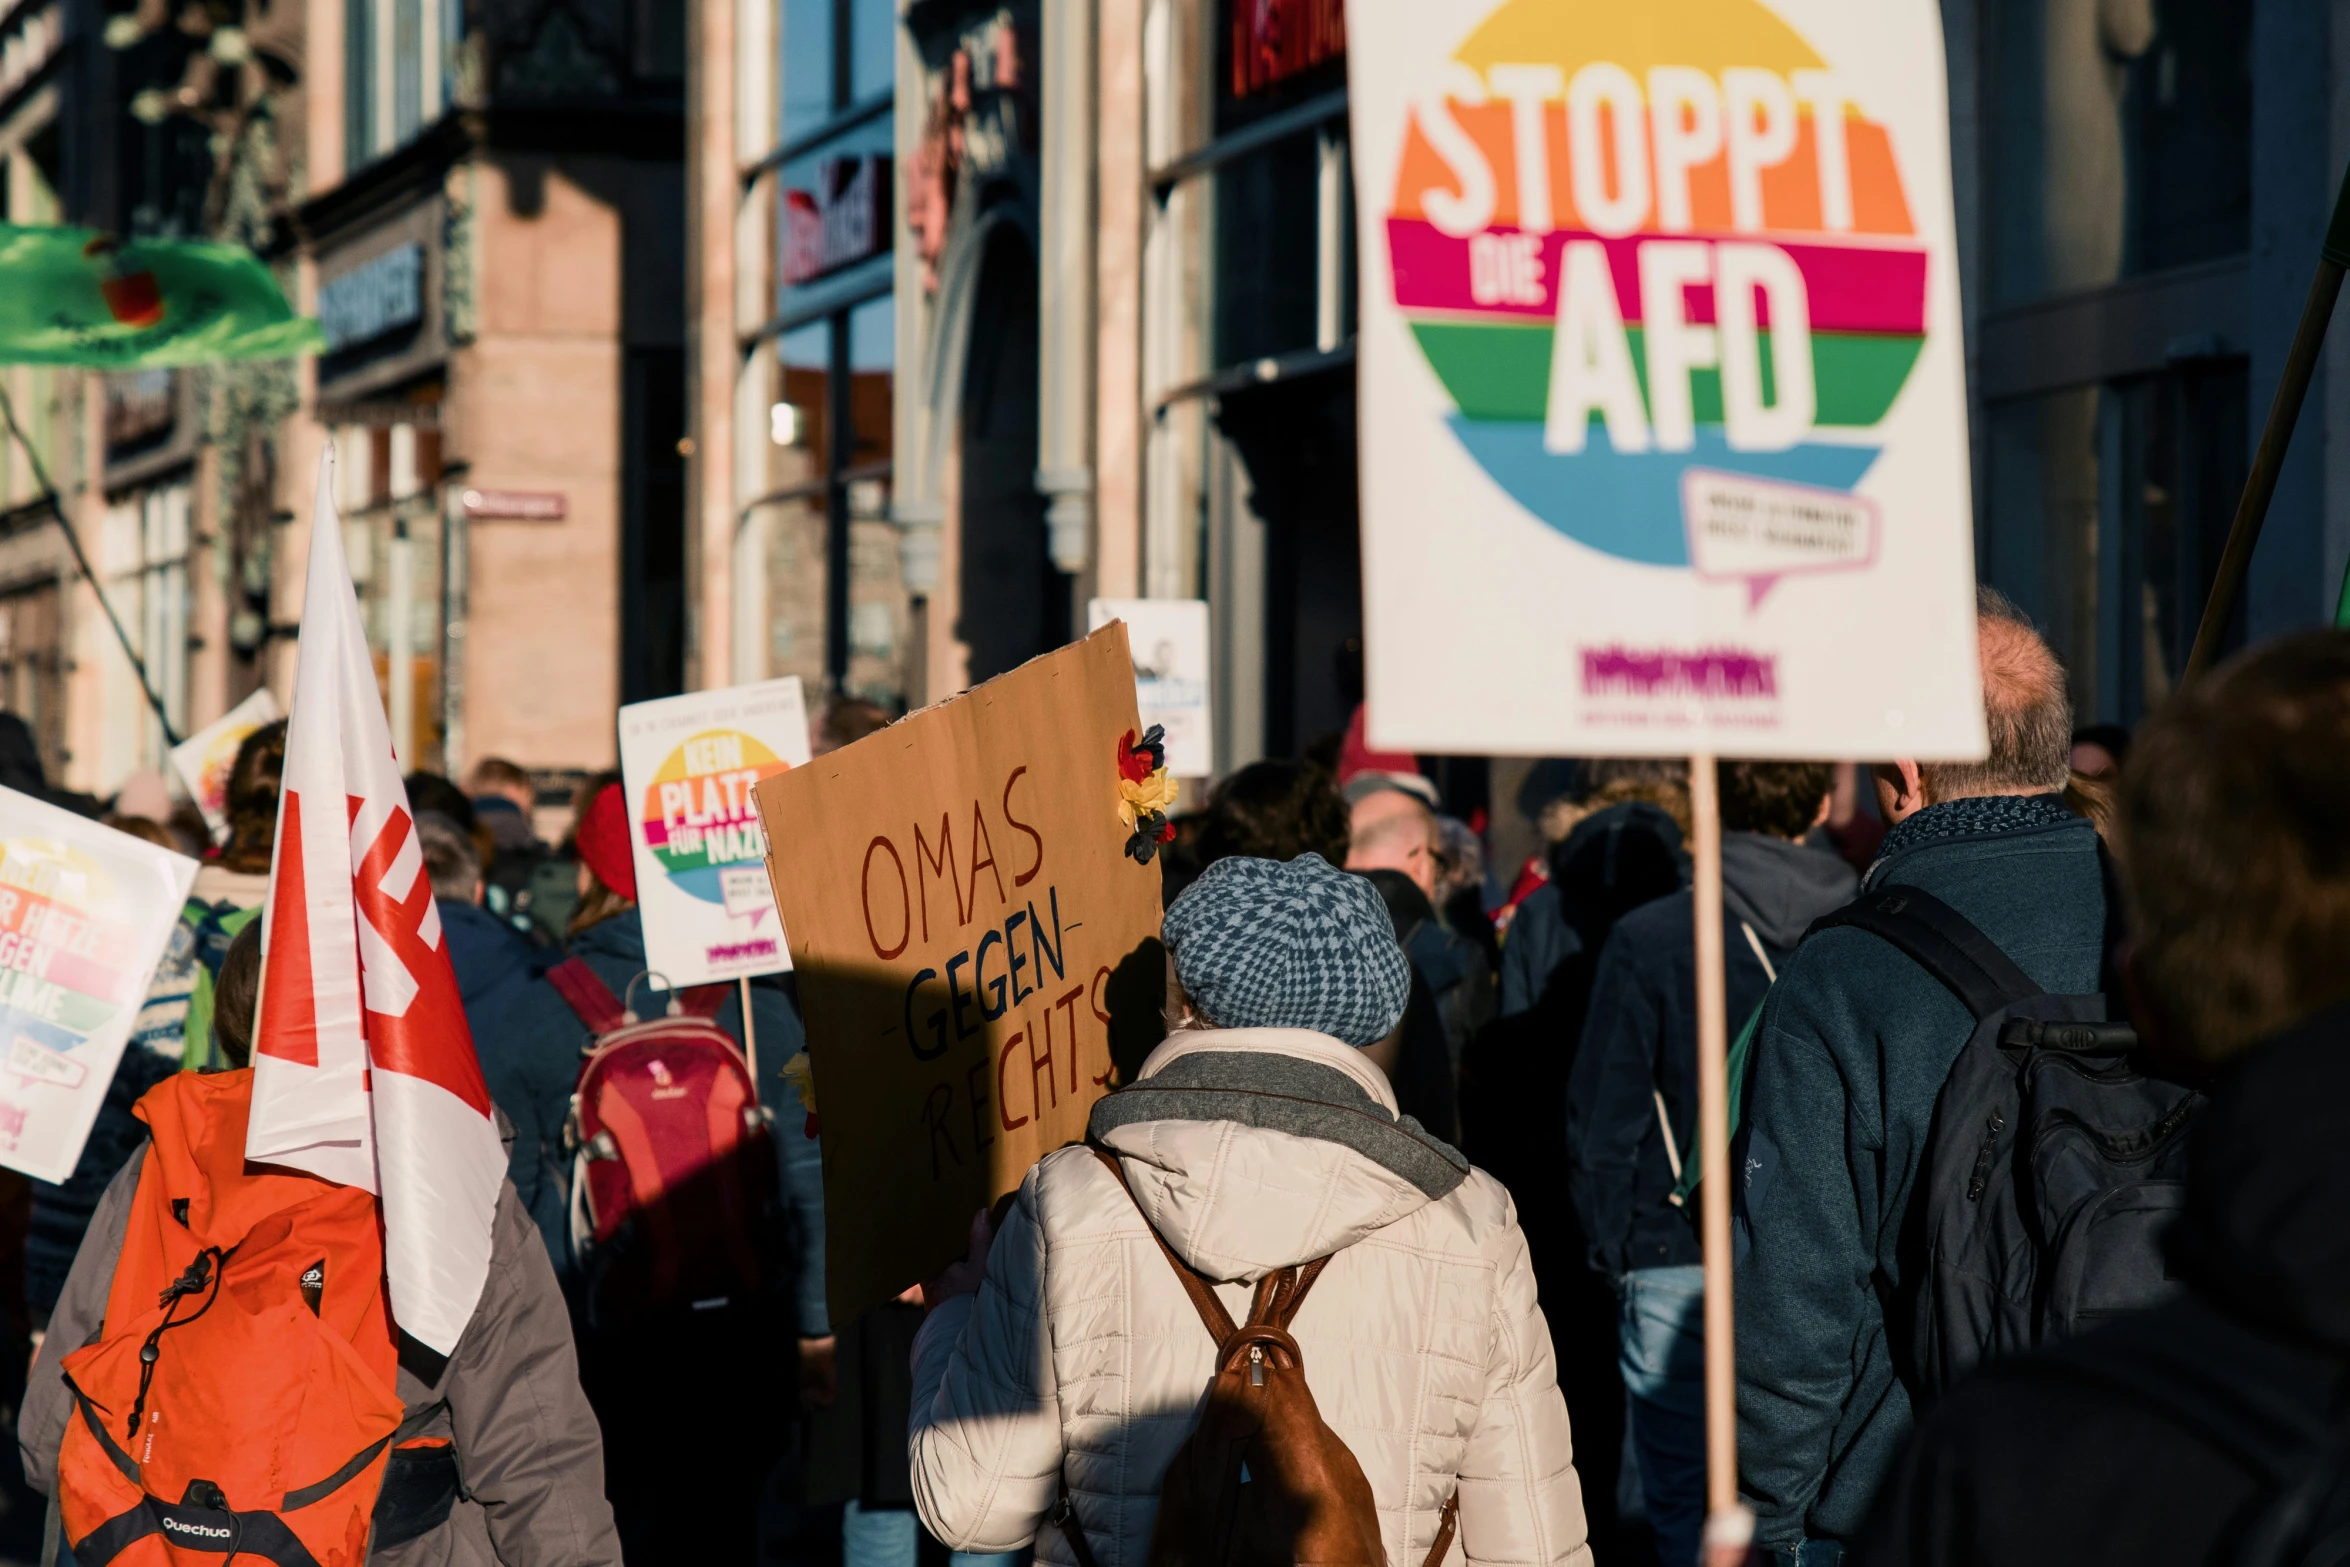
[1733,590,2108,1566]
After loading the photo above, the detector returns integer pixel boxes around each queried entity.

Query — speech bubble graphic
[720,864,775,927]
[1681,469,1882,610]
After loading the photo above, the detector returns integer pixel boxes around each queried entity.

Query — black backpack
[1809,882,2204,1398]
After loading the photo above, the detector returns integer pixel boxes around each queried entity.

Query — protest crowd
[0,581,2337,1567]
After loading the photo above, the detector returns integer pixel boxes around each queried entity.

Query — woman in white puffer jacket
[909,853,1593,1567]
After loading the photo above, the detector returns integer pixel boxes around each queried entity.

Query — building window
[1984,0,2251,307]
[345,0,454,173]
[752,0,898,703]
[1975,0,2253,725]
[99,481,191,787]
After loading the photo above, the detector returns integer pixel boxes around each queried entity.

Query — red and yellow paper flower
[1117,725,1179,863]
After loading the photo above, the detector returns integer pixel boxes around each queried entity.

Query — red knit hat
[574,782,637,901]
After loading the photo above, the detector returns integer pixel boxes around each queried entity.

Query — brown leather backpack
[1052,1149,1459,1567]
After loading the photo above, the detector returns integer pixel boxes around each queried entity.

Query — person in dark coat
[1853,630,2350,1567]
[1568,761,1854,1567]
[1735,592,2106,1564]
[415,811,545,1045]
[477,780,809,1567]
[1461,789,1688,1564]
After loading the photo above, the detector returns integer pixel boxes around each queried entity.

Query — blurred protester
[1819,761,1887,873]
[1165,757,1350,903]
[164,800,210,857]
[1462,764,1689,1563]
[2068,721,2130,779]
[24,722,284,1328]
[1433,814,1499,963]
[1347,779,1443,899]
[465,754,540,847]
[481,779,807,1563]
[1348,780,1496,1142]
[466,755,560,940]
[909,852,1592,1567]
[101,814,176,852]
[815,696,893,755]
[0,712,96,817]
[2064,767,2118,841]
[21,922,623,1566]
[1736,590,2102,1564]
[1498,764,1692,1021]
[1333,700,1442,809]
[416,810,543,1042]
[1567,761,1852,1567]
[108,769,172,827]
[1854,631,2350,1567]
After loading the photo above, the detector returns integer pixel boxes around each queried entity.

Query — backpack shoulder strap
[547,958,627,1036]
[1804,884,2044,1020]
[1089,1146,1238,1343]
[677,982,730,1020]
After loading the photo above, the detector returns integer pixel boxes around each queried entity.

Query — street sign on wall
[1347,0,1987,760]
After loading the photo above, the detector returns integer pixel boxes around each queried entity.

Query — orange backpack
[56,1069,409,1567]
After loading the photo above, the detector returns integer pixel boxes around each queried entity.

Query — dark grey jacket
[22,1131,621,1566]
[1733,801,2107,1548]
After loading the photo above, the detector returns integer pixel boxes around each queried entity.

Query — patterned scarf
[1871,792,2079,880]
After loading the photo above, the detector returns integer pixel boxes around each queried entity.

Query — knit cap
[1162,853,1411,1047]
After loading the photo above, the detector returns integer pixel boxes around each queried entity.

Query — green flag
[0,225,322,366]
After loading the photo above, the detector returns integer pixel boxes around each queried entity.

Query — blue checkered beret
[1162,853,1412,1048]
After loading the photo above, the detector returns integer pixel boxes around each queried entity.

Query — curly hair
[217,718,288,874]
[1191,759,1351,869]
[1719,761,1835,840]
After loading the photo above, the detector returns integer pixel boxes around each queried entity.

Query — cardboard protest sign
[754,627,1166,1323]
[618,678,813,987]
[1089,598,1214,778]
[169,686,280,838]
[1347,0,1987,759]
[0,787,197,1182]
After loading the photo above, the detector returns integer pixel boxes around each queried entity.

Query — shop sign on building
[784,156,892,285]
[1347,0,1986,759]
[1232,0,1345,98]
[460,488,567,521]
[617,678,814,987]
[318,242,424,353]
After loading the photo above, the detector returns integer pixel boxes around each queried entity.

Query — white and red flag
[247,447,504,1370]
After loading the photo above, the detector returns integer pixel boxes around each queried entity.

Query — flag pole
[2184,157,2350,683]
[1691,753,1754,1565]
[0,380,181,746]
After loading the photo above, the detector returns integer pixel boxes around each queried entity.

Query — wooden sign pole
[1691,754,1754,1564]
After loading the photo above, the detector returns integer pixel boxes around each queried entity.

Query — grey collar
[1088,1048,1469,1200]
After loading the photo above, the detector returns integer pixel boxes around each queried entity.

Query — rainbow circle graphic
[637,730,792,906]
[1385,0,1927,567]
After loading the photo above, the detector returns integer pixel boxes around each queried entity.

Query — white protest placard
[1347,0,1987,759]
[617,678,813,986]
[0,788,197,1182]
[169,686,281,837]
[1087,598,1214,777]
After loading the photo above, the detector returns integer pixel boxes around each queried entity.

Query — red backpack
[552,962,778,1326]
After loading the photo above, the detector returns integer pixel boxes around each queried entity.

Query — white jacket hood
[1089,1026,1470,1283]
